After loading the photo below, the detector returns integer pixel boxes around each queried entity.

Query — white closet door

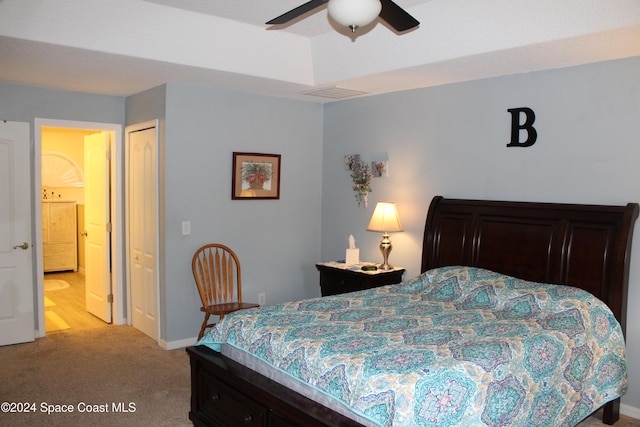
[127,124,159,341]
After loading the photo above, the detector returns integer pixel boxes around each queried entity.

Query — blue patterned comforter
[197,266,627,426]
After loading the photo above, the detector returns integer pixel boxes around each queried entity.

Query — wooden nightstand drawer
[316,263,405,296]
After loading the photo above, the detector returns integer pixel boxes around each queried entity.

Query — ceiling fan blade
[379,0,419,32]
[266,0,329,25]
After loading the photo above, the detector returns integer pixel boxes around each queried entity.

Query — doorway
[41,127,110,332]
[34,119,125,337]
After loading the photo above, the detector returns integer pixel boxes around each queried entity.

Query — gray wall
[0,83,125,329]
[0,84,124,124]
[3,54,640,414]
[321,56,640,413]
[2,81,325,346]
[159,84,324,342]
[125,84,168,338]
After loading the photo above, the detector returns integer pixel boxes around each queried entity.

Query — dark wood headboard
[421,196,639,335]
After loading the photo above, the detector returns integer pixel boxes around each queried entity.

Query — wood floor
[43,271,109,333]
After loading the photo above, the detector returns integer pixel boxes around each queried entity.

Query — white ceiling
[1,0,639,103]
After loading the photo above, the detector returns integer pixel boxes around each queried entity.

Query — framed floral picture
[372,160,389,177]
[232,152,281,200]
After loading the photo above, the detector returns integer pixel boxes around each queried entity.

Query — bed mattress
[197,266,627,427]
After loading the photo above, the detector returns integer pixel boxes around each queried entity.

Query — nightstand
[315,262,405,297]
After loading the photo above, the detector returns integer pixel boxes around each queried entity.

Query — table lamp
[366,202,403,270]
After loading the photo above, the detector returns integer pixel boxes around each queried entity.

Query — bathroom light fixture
[327,0,382,32]
[367,202,403,270]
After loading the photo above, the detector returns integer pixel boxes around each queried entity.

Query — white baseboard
[621,402,640,420]
[160,336,198,350]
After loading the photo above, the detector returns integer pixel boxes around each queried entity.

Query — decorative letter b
[507,107,537,147]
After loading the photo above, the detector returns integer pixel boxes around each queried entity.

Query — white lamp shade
[367,202,404,232]
[327,0,382,28]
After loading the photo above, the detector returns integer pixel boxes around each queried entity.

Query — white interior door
[0,121,34,346]
[84,131,112,323]
[127,124,159,340]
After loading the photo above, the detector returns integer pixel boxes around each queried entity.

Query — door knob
[80,231,88,236]
[13,242,29,250]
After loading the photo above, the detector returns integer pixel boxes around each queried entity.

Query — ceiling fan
[266,0,419,33]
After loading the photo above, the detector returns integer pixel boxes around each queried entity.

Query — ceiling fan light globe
[327,0,382,29]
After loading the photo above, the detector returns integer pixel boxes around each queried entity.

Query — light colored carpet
[1,317,636,426]
[44,279,70,291]
[578,409,640,426]
[0,326,191,427]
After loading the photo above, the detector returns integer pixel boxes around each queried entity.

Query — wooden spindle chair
[192,243,259,340]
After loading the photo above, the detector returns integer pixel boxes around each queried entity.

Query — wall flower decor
[350,159,372,207]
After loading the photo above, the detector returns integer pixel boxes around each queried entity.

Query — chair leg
[198,313,211,340]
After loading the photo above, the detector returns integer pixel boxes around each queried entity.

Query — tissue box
[345,248,360,266]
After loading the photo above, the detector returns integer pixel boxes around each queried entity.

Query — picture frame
[372,160,389,177]
[344,154,360,170]
[232,152,281,200]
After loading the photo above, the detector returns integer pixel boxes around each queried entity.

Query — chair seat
[201,302,260,316]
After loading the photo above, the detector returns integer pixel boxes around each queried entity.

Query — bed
[186,196,639,427]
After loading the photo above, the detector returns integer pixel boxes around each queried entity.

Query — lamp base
[379,232,393,270]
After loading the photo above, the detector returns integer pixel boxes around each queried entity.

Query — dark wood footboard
[186,345,363,427]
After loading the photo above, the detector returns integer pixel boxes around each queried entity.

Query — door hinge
[106,149,112,160]
[107,294,113,303]
[106,222,112,232]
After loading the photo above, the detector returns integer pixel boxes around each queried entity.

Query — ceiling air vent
[302,86,368,100]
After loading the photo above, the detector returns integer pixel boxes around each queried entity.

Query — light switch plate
[182,221,191,235]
